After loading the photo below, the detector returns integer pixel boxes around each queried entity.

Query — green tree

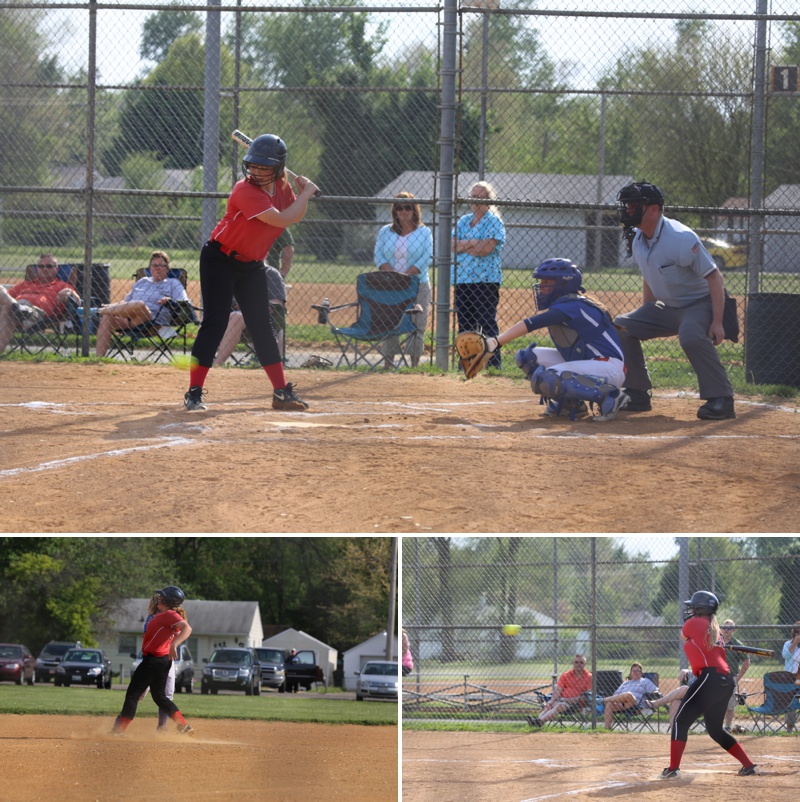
[140,6,203,63]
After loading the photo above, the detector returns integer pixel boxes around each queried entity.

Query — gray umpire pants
[614,298,734,399]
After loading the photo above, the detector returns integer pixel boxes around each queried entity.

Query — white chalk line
[0,437,197,478]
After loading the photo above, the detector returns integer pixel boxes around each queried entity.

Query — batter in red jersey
[184,134,319,412]
[659,590,757,779]
[111,586,194,736]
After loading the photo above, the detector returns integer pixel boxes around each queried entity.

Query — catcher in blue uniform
[455,258,629,421]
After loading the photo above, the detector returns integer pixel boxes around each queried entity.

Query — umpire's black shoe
[272,382,309,411]
[622,387,652,411]
[697,396,735,420]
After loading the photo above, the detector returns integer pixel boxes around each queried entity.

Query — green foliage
[140,6,203,63]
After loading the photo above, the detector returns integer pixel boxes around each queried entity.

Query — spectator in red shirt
[0,253,79,352]
[526,654,592,727]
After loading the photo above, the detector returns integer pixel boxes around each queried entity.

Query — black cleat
[525,715,543,728]
[737,764,758,776]
[272,382,309,411]
[622,387,652,411]
[659,767,680,779]
[697,396,735,420]
[184,386,207,411]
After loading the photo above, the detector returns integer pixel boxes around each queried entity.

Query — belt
[208,239,258,264]
[699,667,730,676]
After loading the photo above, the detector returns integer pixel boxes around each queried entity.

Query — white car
[355,660,399,701]
[130,643,194,692]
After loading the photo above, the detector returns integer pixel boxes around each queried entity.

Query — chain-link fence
[401,536,800,730]
[2,2,800,386]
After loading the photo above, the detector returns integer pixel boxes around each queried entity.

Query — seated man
[526,654,592,727]
[95,250,190,357]
[214,264,288,366]
[0,253,80,353]
[601,662,659,728]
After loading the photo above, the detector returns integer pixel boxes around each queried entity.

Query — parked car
[35,641,82,683]
[0,643,36,685]
[355,660,398,702]
[701,237,749,270]
[130,643,194,692]
[201,647,261,696]
[253,646,286,692]
[54,648,113,688]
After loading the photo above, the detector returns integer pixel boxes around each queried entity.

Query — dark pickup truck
[284,649,325,692]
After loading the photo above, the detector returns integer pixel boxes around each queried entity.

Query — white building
[764,184,800,272]
[262,627,337,686]
[342,631,399,691]
[98,598,264,678]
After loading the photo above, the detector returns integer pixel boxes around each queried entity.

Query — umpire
[614,182,735,420]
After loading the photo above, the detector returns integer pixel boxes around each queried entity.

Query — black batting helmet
[242,134,287,181]
[616,181,664,227]
[155,585,185,607]
[682,590,719,621]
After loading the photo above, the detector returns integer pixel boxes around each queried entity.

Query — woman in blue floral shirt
[452,181,505,368]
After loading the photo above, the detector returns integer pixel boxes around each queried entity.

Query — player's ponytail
[175,605,187,621]
[705,615,720,651]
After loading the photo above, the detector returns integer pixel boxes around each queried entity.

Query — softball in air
[171,353,197,371]
[501,624,521,636]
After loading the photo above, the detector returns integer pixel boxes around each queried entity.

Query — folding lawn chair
[5,263,79,357]
[312,271,422,370]
[107,267,199,363]
[745,671,800,733]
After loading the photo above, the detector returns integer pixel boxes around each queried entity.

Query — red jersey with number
[557,668,593,698]
[142,609,183,657]
[211,178,296,263]
[682,616,729,675]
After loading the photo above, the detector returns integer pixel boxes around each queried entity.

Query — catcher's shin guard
[515,343,539,379]
[531,367,619,421]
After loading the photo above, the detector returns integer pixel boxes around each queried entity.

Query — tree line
[0,537,393,656]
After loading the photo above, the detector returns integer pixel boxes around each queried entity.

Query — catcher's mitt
[455,331,495,379]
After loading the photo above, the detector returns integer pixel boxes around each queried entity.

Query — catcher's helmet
[242,134,287,181]
[682,590,719,621]
[155,585,185,607]
[616,181,664,227]
[532,258,583,310]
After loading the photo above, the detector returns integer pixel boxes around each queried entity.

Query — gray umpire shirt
[631,215,717,308]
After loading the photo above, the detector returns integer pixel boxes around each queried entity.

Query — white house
[98,599,264,678]
[763,184,800,272]
[262,627,337,686]
[375,171,634,270]
[342,631,399,691]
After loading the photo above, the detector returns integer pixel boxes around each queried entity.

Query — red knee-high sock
[189,364,210,388]
[169,710,187,727]
[263,361,286,390]
[115,716,133,732]
[669,739,686,770]
[727,742,753,767]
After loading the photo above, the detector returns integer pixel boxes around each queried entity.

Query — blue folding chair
[107,267,199,362]
[746,671,800,733]
[4,263,79,357]
[313,271,422,370]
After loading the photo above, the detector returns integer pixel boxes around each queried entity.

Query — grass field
[0,684,397,726]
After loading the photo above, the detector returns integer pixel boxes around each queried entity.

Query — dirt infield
[403,729,800,801]
[1,714,396,801]
[1,361,799,533]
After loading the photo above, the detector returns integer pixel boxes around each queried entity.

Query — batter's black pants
[671,668,737,749]
[119,654,179,720]
[191,241,281,368]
